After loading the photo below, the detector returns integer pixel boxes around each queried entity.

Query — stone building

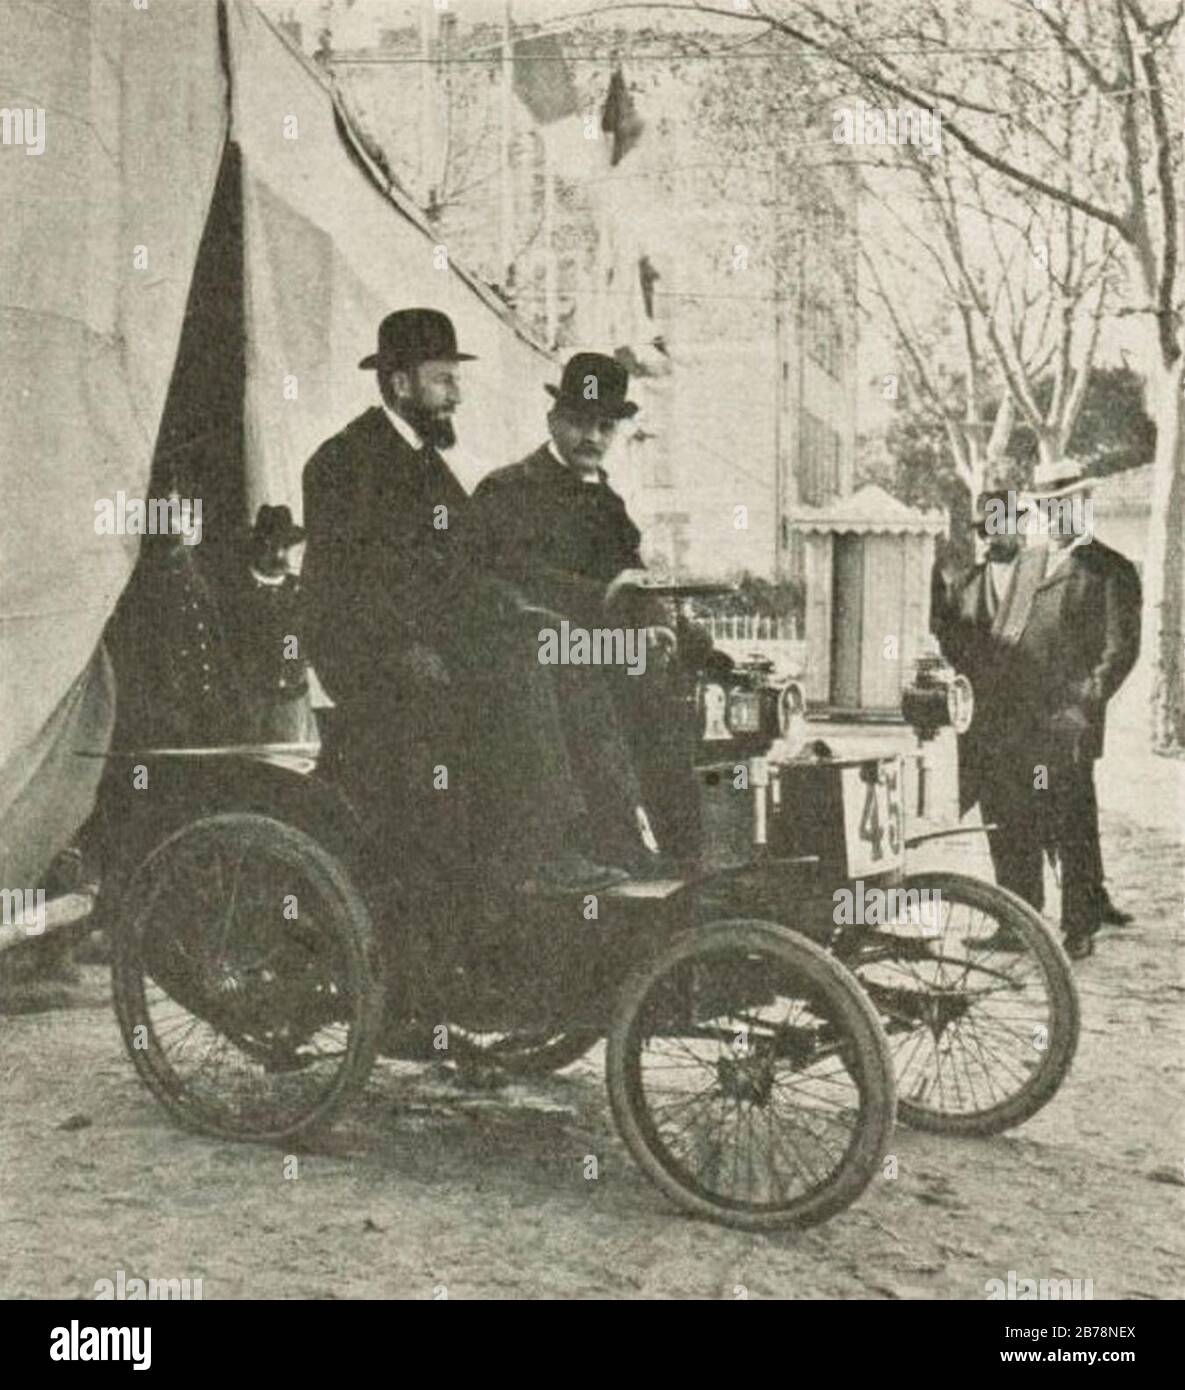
[279,5,859,592]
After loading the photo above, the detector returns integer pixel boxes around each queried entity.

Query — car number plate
[841,762,904,876]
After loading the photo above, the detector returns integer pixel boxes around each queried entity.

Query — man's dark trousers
[456,585,642,885]
[978,753,1100,937]
[936,539,1139,942]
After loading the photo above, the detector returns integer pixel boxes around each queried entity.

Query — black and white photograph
[1,0,1182,1333]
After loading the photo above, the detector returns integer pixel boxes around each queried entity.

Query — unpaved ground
[2,750,1183,1299]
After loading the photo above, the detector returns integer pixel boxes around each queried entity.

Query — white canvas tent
[0,0,551,890]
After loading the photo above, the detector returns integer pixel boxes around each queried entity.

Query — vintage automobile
[89,585,1078,1231]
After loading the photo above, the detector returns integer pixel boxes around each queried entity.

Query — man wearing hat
[229,504,314,744]
[935,465,1141,956]
[301,308,473,893]
[1011,460,1142,946]
[932,487,1024,832]
[302,314,632,914]
[464,352,696,885]
[469,354,647,618]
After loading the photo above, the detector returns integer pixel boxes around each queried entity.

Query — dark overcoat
[301,405,469,712]
[106,545,243,748]
[465,442,725,858]
[1003,538,1141,762]
[934,539,1141,814]
[933,557,1018,815]
[300,406,470,867]
[229,571,308,700]
[465,444,644,624]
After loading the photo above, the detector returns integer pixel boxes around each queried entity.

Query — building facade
[274,5,858,591]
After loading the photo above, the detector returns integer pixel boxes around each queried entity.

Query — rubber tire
[607,919,896,1231]
[111,812,386,1143]
[855,871,1080,1136]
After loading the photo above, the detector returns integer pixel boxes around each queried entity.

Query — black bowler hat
[358,308,477,372]
[545,352,639,420]
[253,504,306,547]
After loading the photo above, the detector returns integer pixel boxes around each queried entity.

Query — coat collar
[1037,534,1092,589]
[359,404,418,457]
[378,399,425,452]
[524,442,609,490]
[993,545,1046,642]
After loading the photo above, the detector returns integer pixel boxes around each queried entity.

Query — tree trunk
[1145,355,1185,754]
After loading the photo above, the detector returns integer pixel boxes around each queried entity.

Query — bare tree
[859,129,1120,498]
[601,0,1184,751]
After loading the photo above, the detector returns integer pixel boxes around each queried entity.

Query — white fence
[702,615,800,643]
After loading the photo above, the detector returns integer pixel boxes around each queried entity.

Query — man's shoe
[518,852,631,897]
[1063,932,1096,961]
[1100,894,1134,927]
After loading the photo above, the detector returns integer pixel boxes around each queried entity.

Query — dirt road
[2,800,1182,1301]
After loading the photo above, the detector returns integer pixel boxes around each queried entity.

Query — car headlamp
[947,673,974,734]
[776,680,807,757]
[726,688,763,733]
[700,682,731,740]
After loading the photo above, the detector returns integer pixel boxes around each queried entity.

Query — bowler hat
[545,352,639,420]
[359,308,476,372]
[1026,458,1092,500]
[252,504,305,547]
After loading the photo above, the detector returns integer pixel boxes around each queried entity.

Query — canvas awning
[0,0,550,889]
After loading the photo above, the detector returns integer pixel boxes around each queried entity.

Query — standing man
[1013,460,1142,952]
[300,308,472,893]
[936,466,1141,958]
[932,488,1023,828]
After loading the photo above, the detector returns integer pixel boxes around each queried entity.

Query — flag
[512,35,580,125]
[601,67,645,166]
[586,67,667,373]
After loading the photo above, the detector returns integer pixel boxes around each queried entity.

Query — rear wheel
[111,813,385,1142]
[846,872,1079,1135]
[607,919,895,1230]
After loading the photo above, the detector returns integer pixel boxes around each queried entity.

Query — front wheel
[845,871,1079,1135]
[607,919,895,1230]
